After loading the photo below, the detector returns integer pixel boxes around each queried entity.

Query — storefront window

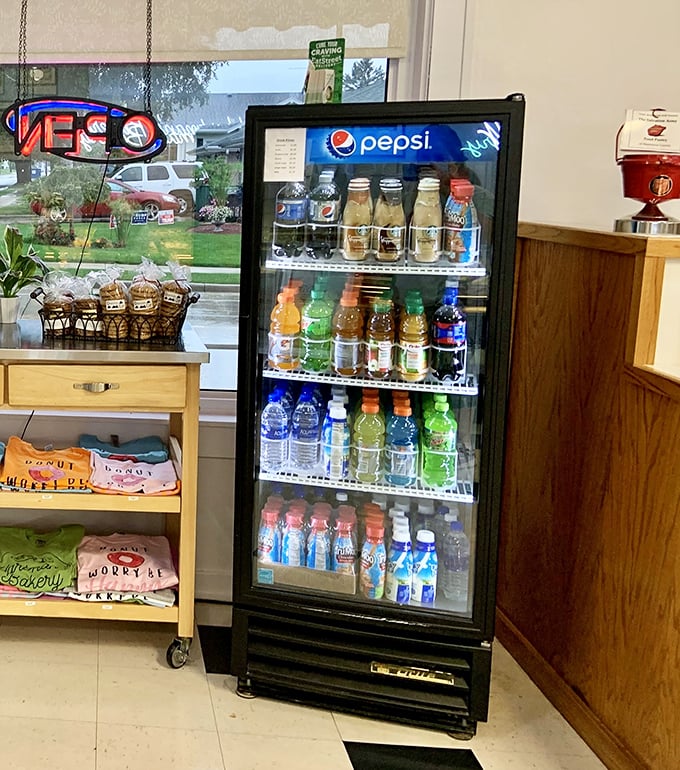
[0,59,387,391]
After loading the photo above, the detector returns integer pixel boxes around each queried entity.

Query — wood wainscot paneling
[498,224,680,770]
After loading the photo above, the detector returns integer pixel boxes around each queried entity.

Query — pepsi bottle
[306,170,341,259]
[273,181,307,258]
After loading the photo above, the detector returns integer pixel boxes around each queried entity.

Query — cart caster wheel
[166,637,191,669]
[236,676,257,699]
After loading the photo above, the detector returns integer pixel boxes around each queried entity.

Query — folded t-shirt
[78,434,168,464]
[0,436,91,492]
[77,533,178,593]
[88,453,179,496]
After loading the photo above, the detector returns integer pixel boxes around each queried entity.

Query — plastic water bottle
[257,508,281,563]
[359,524,386,599]
[306,514,331,570]
[385,524,413,604]
[281,511,306,566]
[332,519,357,574]
[289,390,321,472]
[322,405,350,480]
[273,181,307,258]
[384,402,419,486]
[411,529,438,604]
[441,520,471,604]
[273,383,295,421]
[260,392,289,472]
[306,170,341,259]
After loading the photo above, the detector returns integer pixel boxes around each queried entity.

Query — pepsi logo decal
[320,205,335,220]
[327,129,356,158]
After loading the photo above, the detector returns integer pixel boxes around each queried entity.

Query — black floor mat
[343,742,482,770]
[197,624,231,675]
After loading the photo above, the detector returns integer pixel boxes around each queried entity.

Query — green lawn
[12,218,242,270]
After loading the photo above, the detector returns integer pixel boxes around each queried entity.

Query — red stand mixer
[615,110,680,234]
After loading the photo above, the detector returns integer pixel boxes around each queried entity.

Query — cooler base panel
[230,608,492,738]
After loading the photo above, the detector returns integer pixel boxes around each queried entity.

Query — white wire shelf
[262,367,478,395]
[259,471,475,504]
[264,257,486,276]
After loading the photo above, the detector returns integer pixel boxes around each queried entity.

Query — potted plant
[0,225,49,323]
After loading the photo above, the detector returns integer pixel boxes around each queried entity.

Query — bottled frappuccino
[372,178,406,262]
[340,178,372,262]
[410,177,442,263]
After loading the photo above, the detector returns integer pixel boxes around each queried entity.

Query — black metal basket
[32,288,199,345]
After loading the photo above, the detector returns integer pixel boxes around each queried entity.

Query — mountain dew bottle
[421,400,457,488]
[300,288,333,372]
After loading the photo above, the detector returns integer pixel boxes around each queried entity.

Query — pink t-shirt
[77,533,178,593]
[88,454,179,496]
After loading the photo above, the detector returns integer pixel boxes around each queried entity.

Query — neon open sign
[1,97,167,163]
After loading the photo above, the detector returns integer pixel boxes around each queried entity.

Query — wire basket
[31,288,199,345]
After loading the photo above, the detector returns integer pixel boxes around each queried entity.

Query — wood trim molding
[495,609,646,770]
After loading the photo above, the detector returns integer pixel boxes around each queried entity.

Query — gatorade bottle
[397,292,429,383]
[443,179,480,264]
[306,170,341,260]
[268,288,300,370]
[430,285,467,383]
[359,524,387,599]
[331,290,364,376]
[300,288,333,372]
[350,400,385,484]
[384,403,419,486]
[421,399,458,488]
[365,298,395,380]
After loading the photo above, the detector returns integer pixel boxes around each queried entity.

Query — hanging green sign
[304,38,345,105]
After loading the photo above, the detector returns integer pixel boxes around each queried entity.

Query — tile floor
[0,616,607,770]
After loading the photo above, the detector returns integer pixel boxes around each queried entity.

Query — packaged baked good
[40,273,74,336]
[160,260,192,318]
[129,258,163,340]
[98,267,128,340]
[72,275,101,338]
[99,267,128,315]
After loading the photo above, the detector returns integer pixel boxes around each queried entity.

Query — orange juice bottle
[331,290,364,376]
[397,291,429,382]
[268,287,300,370]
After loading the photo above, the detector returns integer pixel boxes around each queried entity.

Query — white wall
[427,0,680,231]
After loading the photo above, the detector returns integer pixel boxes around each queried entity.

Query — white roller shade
[0,0,410,64]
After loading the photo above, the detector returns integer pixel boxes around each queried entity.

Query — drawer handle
[73,382,120,393]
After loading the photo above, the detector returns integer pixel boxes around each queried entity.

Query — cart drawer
[7,364,186,410]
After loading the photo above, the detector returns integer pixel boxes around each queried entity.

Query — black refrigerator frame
[230,96,525,738]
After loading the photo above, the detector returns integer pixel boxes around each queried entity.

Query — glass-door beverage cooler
[230,96,524,738]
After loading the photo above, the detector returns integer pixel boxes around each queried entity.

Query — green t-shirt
[0,525,85,592]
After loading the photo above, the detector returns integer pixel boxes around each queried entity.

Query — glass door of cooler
[242,100,524,627]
